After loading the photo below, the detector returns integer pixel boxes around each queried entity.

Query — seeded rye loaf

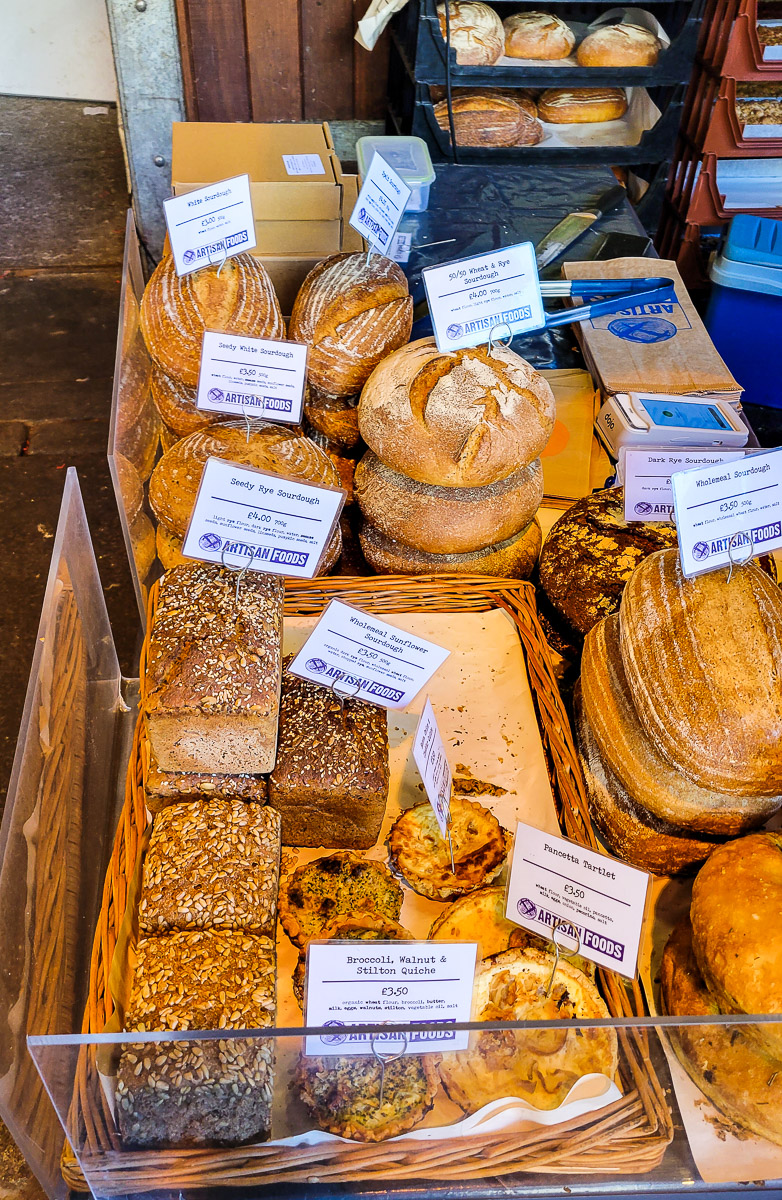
[117,930,276,1147]
[268,670,389,847]
[138,799,280,934]
[144,734,267,813]
[144,562,283,775]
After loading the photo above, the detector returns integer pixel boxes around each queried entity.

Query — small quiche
[292,916,413,1008]
[439,947,618,1112]
[278,852,403,949]
[388,798,509,901]
[297,1053,438,1141]
[429,886,518,958]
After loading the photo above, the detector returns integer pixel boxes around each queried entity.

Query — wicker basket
[61,575,673,1192]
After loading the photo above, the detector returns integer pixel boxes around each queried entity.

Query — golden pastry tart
[278,852,403,949]
[438,947,618,1112]
[429,886,517,957]
[297,1053,438,1141]
[292,916,413,1008]
[388,798,510,901]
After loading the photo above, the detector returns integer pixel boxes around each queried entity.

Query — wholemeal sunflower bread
[144,562,283,775]
[144,734,267,813]
[359,517,541,578]
[138,799,280,935]
[297,1053,439,1141]
[268,669,390,848]
[279,852,404,949]
[504,11,575,58]
[292,916,412,1007]
[437,1,504,63]
[438,947,618,1112]
[289,253,413,398]
[388,798,510,901]
[140,252,284,389]
[117,930,275,1147]
[358,337,556,488]
[620,549,782,796]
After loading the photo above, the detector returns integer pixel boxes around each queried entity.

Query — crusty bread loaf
[358,337,556,488]
[434,92,544,147]
[503,12,575,59]
[581,614,780,835]
[577,22,661,66]
[289,253,412,398]
[539,87,628,123]
[303,385,360,449]
[437,1,504,64]
[359,518,541,578]
[150,368,226,440]
[115,453,144,525]
[620,549,782,796]
[130,510,156,581]
[140,252,284,389]
[355,449,542,554]
[155,516,343,576]
[148,421,340,538]
[144,562,283,775]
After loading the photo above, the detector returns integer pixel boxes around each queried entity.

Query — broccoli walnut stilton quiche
[278,852,403,948]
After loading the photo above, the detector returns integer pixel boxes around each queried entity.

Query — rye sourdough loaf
[140,252,284,389]
[437,1,504,64]
[581,615,780,835]
[359,517,541,577]
[620,549,782,796]
[144,562,283,775]
[354,449,542,554]
[289,253,413,398]
[358,337,555,488]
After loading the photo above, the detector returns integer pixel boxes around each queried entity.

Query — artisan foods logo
[446,323,463,340]
[183,249,196,265]
[321,1021,347,1046]
[517,897,537,919]
[634,501,653,516]
[199,532,222,552]
[306,658,329,674]
[693,541,711,561]
[208,387,224,403]
[607,317,677,344]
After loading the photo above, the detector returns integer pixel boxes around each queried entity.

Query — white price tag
[671,447,782,577]
[349,151,411,254]
[412,697,452,838]
[505,821,650,978]
[622,447,745,523]
[182,457,345,580]
[389,230,412,263]
[287,599,450,709]
[304,941,477,1056]
[164,174,256,277]
[422,242,545,352]
[282,153,326,176]
[196,330,307,424]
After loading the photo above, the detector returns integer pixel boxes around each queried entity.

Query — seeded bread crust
[117,931,275,1147]
[278,852,403,949]
[138,799,280,935]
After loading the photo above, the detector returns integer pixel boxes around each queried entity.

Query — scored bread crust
[437,1,505,64]
[140,252,284,389]
[296,1053,439,1141]
[358,337,556,488]
[538,87,628,123]
[355,450,543,554]
[620,549,782,796]
[433,93,544,147]
[304,384,361,449]
[359,517,541,578]
[577,22,661,66]
[278,852,403,949]
[387,798,510,900]
[503,11,575,59]
[289,253,413,398]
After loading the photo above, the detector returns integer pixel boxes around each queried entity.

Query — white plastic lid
[356,136,435,186]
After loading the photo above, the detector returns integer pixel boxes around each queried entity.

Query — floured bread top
[437,1,505,63]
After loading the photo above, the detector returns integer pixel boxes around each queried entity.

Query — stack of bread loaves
[355,337,555,576]
[576,547,782,874]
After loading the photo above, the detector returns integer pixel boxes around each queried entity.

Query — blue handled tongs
[538,276,675,329]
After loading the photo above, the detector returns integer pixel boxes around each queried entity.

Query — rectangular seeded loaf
[144,562,283,775]
[144,726,268,814]
[268,671,389,847]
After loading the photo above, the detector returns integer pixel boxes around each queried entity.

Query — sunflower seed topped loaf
[289,252,413,398]
[268,670,390,848]
[139,251,284,389]
[144,562,283,775]
[138,799,281,934]
[144,736,267,814]
[117,930,276,1147]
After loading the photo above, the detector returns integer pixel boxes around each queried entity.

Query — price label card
[671,447,782,577]
[304,941,477,1056]
[182,457,345,580]
[164,174,256,277]
[389,230,412,263]
[287,599,450,709]
[622,447,745,523]
[422,242,545,353]
[196,330,307,423]
[505,821,650,978]
[412,697,452,838]
[282,153,326,176]
[349,151,411,254]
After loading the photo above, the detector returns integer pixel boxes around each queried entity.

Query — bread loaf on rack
[359,518,541,577]
[433,92,544,146]
[538,87,628,123]
[576,22,661,66]
[150,368,226,440]
[437,1,505,64]
[503,12,575,59]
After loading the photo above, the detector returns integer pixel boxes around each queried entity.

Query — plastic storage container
[356,134,435,211]
[706,213,782,406]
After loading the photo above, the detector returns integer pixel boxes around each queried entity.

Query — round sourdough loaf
[433,92,544,147]
[359,518,541,578]
[289,253,413,398]
[156,520,342,576]
[437,2,505,64]
[538,87,628,123]
[115,453,144,525]
[303,385,360,449]
[504,12,575,59]
[577,22,661,66]
[150,368,227,440]
[358,337,555,488]
[140,252,284,389]
[581,614,780,835]
[574,687,724,875]
[149,421,341,538]
[620,549,782,796]
[354,450,542,553]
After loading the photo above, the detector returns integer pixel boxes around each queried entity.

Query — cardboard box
[253,219,341,255]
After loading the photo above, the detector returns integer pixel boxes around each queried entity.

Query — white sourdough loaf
[359,518,541,578]
[150,368,226,440]
[437,2,505,64]
[289,253,413,398]
[358,337,556,488]
[140,252,284,389]
[354,450,543,554]
[620,548,782,796]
